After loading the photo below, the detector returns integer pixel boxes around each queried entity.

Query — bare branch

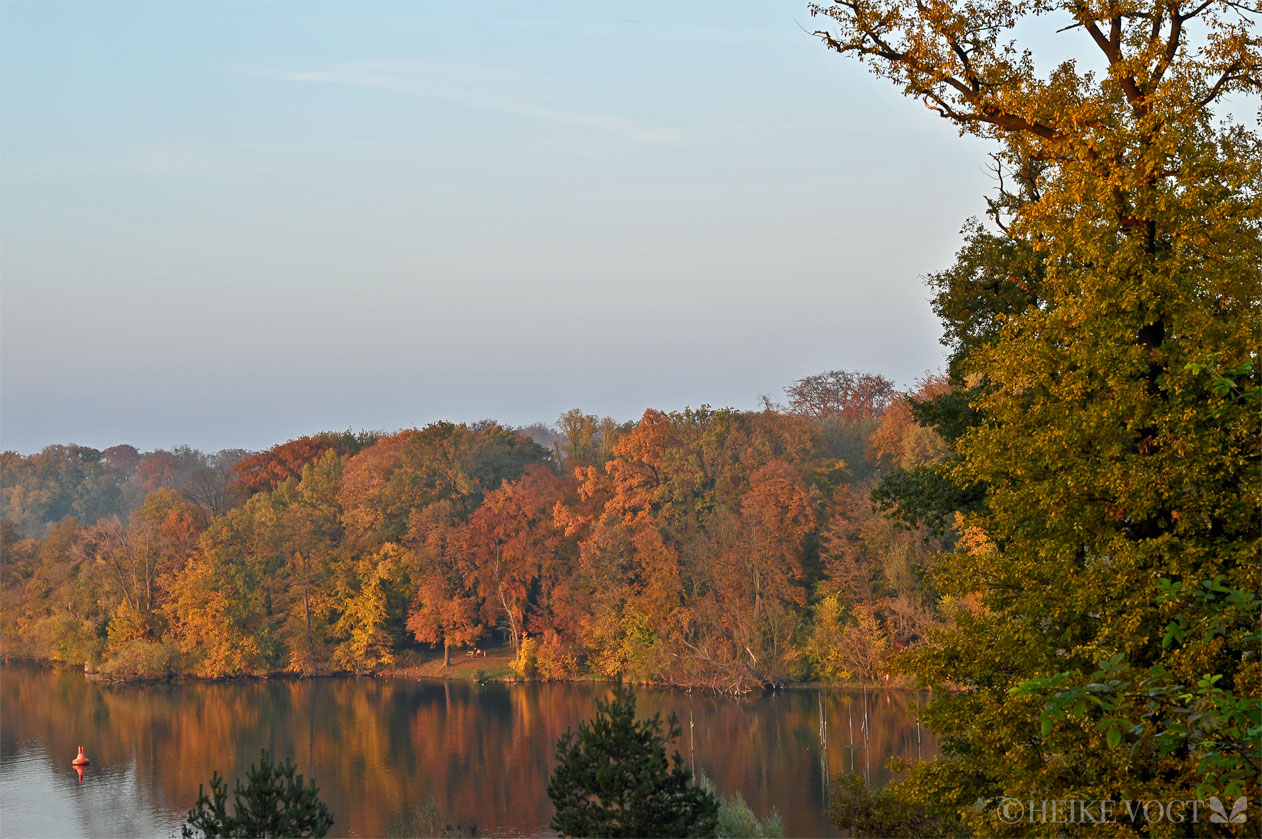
[1073,2,1120,62]
[1192,60,1250,111]
[1177,0,1216,22]
[1151,8,1185,90]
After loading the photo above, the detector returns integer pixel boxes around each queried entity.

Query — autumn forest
[3,0,1260,831]
[1,369,949,692]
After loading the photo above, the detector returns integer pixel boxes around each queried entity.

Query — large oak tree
[813,0,1260,830]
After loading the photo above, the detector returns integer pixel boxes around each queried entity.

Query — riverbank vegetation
[2,371,953,692]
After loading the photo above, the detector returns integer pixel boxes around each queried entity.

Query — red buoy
[72,746,90,766]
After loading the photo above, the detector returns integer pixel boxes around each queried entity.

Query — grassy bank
[384,644,517,682]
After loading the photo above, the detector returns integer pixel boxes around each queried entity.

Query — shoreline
[2,654,929,693]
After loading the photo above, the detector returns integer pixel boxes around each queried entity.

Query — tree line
[1,371,951,691]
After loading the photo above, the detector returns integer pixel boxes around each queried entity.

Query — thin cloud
[485,18,807,47]
[280,59,683,143]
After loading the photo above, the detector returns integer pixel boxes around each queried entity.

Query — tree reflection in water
[0,664,933,838]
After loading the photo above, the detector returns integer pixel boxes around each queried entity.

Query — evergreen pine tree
[547,685,719,838]
[181,748,334,838]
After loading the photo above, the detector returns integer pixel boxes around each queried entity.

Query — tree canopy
[814,0,1261,831]
[2,400,949,689]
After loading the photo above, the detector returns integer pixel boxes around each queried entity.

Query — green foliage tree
[276,451,346,675]
[165,508,273,678]
[181,748,334,839]
[547,685,719,838]
[330,544,409,673]
[0,445,125,538]
[814,0,1261,831]
[558,408,602,465]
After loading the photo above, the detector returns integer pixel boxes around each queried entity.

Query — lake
[0,663,933,837]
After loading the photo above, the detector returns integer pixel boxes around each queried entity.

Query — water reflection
[0,664,934,838]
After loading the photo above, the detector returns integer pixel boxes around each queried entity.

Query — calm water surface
[0,664,934,838]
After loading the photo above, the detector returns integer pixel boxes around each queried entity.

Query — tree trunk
[303,590,312,651]
[443,638,450,668]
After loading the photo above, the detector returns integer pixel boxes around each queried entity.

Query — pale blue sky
[1,0,996,454]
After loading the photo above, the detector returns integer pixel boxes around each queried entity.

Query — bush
[718,792,784,839]
[98,639,180,681]
[182,748,334,838]
[698,775,784,838]
[826,772,960,838]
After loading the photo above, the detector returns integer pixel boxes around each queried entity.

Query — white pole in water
[862,686,870,787]
[848,699,854,773]
[819,693,829,806]
[689,709,695,777]
[862,685,869,738]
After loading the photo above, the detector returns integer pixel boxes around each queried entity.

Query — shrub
[717,792,784,839]
[826,772,960,838]
[98,639,180,681]
[698,775,784,838]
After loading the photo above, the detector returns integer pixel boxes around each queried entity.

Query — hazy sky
[1,0,998,455]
